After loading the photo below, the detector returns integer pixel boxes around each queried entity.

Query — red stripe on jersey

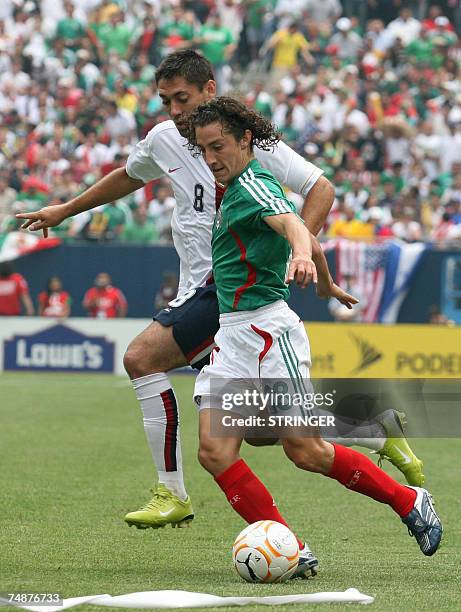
[228,228,257,310]
[215,182,226,211]
[250,325,273,362]
[186,334,215,361]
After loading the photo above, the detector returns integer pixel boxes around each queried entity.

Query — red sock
[328,444,416,517]
[215,459,304,548]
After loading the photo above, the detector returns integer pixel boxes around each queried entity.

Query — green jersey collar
[228,157,261,187]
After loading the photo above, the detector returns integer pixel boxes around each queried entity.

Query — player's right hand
[286,255,318,288]
[16,204,69,238]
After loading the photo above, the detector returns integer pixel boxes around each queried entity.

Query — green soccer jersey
[212,159,296,313]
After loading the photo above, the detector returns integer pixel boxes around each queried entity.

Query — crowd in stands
[0,0,461,246]
[0,263,132,317]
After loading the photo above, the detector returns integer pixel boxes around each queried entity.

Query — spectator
[83,201,128,241]
[386,6,421,46]
[392,207,423,242]
[413,119,442,179]
[344,178,369,212]
[74,130,111,170]
[148,184,175,243]
[98,10,134,59]
[442,175,461,206]
[378,178,397,218]
[38,276,71,317]
[264,21,314,90]
[129,52,157,94]
[429,16,457,46]
[56,1,86,51]
[122,205,158,244]
[242,0,267,63]
[428,304,454,326]
[304,0,342,24]
[154,271,178,310]
[97,0,121,23]
[0,175,17,227]
[0,261,34,316]
[130,15,160,65]
[105,100,136,140]
[83,272,127,318]
[440,120,461,174]
[330,17,362,61]
[245,80,274,118]
[328,203,374,239]
[365,205,394,237]
[0,1,460,247]
[159,5,196,54]
[196,11,236,93]
[114,79,138,113]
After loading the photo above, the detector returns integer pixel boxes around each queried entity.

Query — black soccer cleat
[402,487,442,556]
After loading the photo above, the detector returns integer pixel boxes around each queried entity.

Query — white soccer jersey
[126,120,323,296]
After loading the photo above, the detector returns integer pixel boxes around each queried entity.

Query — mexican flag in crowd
[0,231,61,263]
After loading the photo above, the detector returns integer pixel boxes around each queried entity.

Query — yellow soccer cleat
[125,484,194,529]
[375,410,425,487]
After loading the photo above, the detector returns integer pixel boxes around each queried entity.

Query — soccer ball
[232,520,299,583]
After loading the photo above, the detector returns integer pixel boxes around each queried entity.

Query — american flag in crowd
[324,239,390,322]
[323,239,427,323]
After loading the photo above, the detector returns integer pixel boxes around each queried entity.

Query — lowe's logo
[4,324,115,372]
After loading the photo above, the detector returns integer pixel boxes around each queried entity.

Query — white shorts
[194,300,312,412]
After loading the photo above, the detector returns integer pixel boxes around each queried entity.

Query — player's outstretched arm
[311,235,359,310]
[264,212,317,288]
[310,233,333,289]
[16,167,145,237]
[300,176,335,236]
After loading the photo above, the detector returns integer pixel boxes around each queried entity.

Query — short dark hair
[184,97,281,156]
[0,262,13,278]
[155,49,214,89]
[47,276,61,293]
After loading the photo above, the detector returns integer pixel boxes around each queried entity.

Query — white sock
[132,373,188,501]
[324,436,385,451]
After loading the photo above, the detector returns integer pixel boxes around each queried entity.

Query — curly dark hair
[155,49,214,89]
[184,97,281,157]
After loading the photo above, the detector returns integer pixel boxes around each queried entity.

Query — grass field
[1,372,460,611]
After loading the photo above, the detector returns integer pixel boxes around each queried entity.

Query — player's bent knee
[290,452,324,473]
[124,323,186,379]
[197,444,222,471]
[198,446,214,473]
[123,340,160,379]
[283,438,330,473]
[198,443,236,476]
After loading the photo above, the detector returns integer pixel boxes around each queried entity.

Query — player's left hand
[286,256,318,288]
[319,282,359,310]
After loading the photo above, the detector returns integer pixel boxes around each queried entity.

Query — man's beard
[174,113,190,137]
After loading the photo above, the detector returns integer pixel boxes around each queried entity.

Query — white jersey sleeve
[126,131,165,183]
[255,140,324,198]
